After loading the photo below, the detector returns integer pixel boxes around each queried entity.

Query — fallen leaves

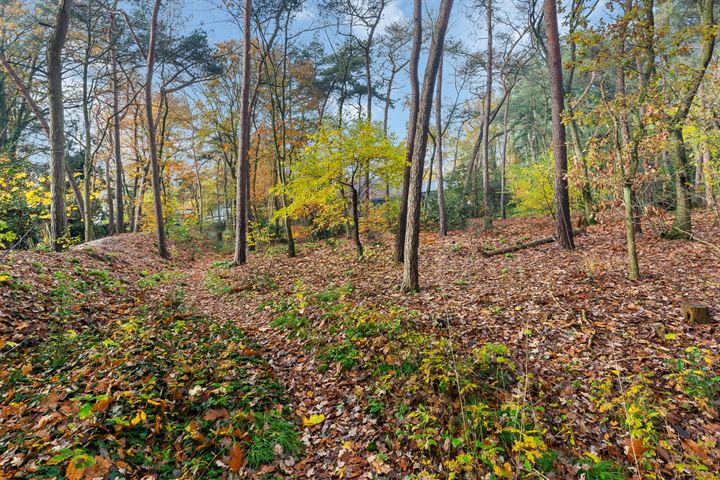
[624,437,647,461]
[204,407,230,421]
[3,214,720,478]
[228,443,245,472]
[302,413,326,427]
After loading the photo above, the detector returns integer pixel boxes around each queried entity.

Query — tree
[402,0,454,292]
[394,0,421,263]
[481,0,493,230]
[543,0,574,250]
[0,1,86,238]
[435,50,447,236]
[109,0,124,234]
[234,0,252,265]
[663,0,716,238]
[279,120,404,258]
[47,0,74,250]
[145,0,169,258]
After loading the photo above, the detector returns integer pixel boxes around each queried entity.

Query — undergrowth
[0,283,300,478]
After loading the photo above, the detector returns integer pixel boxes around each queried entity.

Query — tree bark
[702,150,716,207]
[481,228,585,256]
[82,4,94,242]
[106,143,115,235]
[234,0,252,265]
[47,0,74,250]
[543,0,574,250]
[666,0,715,238]
[482,0,493,230]
[394,0,421,263]
[402,0,454,292]
[110,2,124,233]
[351,182,363,258]
[145,0,169,258]
[613,6,639,280]
[500,85,510,219]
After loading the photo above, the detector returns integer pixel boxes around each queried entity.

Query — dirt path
[181,257,392,478]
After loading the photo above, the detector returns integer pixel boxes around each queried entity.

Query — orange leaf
[624,437,646,460]
[93,397,111,413]
[228,443,245,472]
[65,458,85,480]
[85,455,111,478]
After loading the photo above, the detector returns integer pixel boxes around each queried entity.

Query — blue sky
[179,0,499,138]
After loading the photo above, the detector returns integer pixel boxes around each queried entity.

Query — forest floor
[1,211,719,479]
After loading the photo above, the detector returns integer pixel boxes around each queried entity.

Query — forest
[0,0,719,478]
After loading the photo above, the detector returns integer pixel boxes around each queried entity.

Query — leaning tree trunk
[47,0,74,250]
[145,0,169,258]
[402,0,454,292]
[435,51,447,236]
[234,0,252,265]
[543,0,574,250]
[394,0,422,263]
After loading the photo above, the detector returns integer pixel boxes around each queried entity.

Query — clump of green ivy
[667,347,720,402]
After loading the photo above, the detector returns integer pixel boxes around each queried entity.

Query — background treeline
[0,0,717,263]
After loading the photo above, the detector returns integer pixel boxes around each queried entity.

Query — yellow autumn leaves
[302,413,325,427]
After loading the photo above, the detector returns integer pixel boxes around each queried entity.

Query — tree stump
[681,304,713,324]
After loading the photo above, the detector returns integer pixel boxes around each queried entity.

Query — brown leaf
[228,443,245,473]
[203,408,229,421]
[84,455,111,478]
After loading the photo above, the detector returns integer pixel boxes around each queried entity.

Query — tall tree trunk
[435,51,447,236]
[394,0,421,262]
[106,145,114,235]
[500,85,510,219]
[145,0,169,258]
[402,0,454,292]
[614,25,639,280]
[482,0,493,230]
[383,60,396,136]
[666,0,715,238]
[82,12,93,243]
[234,0,252,265]
[110,2,124,233]
[364,40,373,205]
[47,0,73,250]
[351,182,363,258]
[702,150,716,207]
[383,61,397,200]
[566,105,595,224]
[0,49,84,220]
[425,134,435,211]
[543,0,574,249]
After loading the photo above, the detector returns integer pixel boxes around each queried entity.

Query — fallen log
[481,228,586,257]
